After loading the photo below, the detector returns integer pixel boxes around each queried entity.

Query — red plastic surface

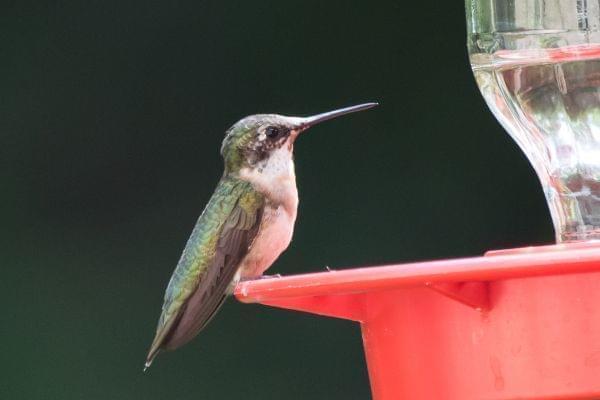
[235,242,600,399]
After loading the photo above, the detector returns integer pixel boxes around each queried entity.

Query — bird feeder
[236,242,600,399]
[235,0,600,398]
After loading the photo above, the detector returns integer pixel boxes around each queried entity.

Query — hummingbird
[144,102,378,369]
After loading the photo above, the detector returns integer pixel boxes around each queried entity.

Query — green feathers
[145,177,264,367]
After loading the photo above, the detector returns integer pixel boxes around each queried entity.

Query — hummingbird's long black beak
[295,102,378,131]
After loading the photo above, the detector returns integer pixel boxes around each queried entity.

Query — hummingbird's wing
[145,177,264,367]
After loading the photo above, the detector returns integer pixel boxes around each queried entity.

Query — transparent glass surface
[466,0,600,242]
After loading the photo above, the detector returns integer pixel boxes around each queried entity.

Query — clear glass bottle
[466,0,600,242]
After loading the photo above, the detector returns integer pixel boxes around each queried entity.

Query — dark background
[2,1,553,399]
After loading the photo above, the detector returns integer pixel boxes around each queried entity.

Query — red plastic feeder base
[235,242,600,400]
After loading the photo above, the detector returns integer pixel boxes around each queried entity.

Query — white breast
[238,203,297,279]
[236,145,299,279]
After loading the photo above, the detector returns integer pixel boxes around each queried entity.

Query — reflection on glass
[467,0,600,242]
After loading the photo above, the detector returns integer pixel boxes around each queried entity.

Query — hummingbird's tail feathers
[144,348,159,372]
[143,355,155,372]
[144,312,182,370]
[166,294,228,350]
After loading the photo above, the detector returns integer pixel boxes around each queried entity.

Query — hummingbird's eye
[265,126,280,139]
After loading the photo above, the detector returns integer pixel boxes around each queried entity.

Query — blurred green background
[2,1,553,399]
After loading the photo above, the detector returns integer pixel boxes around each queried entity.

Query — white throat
[238,146,298,210]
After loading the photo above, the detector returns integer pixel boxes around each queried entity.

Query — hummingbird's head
[220,103,378,174]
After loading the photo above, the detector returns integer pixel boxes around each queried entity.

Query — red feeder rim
[235,242,600,399]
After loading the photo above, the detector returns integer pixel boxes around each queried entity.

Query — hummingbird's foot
[228,274,282,294]
[259,273,282,279]
[239,273,282,282]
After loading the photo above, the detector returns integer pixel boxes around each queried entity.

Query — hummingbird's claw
[238,274,282,282]
[258,273,282,279]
